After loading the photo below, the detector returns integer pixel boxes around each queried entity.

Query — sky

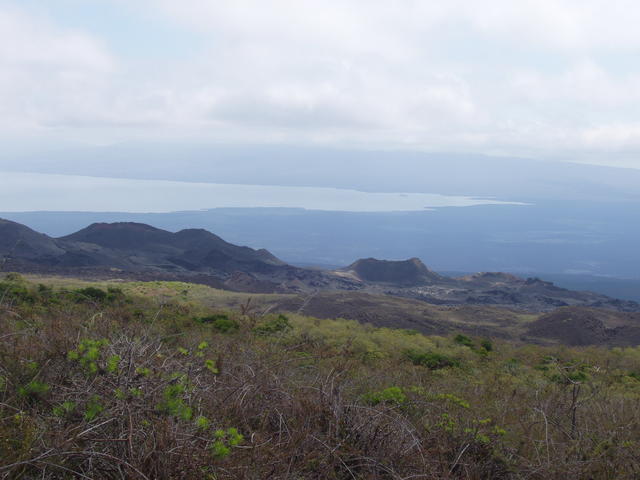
[2,0,640,168]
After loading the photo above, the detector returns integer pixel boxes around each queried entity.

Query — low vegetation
[1,274,640,479]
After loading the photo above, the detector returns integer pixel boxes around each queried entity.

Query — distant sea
[0,171,522,213]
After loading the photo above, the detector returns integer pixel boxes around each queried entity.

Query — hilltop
[340,257,444,285]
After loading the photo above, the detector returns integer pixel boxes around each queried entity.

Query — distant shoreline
[0,170,524,213]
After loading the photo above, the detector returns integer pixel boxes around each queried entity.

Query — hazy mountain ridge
[4,145,640,202]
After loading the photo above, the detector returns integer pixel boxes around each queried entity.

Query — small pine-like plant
[52,401,76,417]
[106,355,121,374]
[195,416,211,431]
[211,428,244,459]
[68,338,109,375]
[204,359,219,374]
[157,382,193,421]
[84,396,104,422]
[18,380,50,400]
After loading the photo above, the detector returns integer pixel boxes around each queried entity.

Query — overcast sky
[2,0,640,168]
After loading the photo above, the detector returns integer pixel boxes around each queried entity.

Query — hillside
[0,219,288,277]
[1,273,640,479]
[525,307,640,346]
[12,274,640,347]
[1,218,638,313]
[0,218,65,261]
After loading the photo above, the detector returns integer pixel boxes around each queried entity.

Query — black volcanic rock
[0,218,65,261]
[458,272,522,285]
[344,257,443,285]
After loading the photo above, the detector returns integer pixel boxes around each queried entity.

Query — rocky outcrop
[343,257,443,285]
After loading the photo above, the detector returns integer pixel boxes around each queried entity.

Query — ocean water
[0,171,522,213]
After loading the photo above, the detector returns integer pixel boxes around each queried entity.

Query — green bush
[551,370,589,384]
[454,334,474,348]
[0,275,37,304]
[75,287,108,302]
[362,386,407,406]
[405,350,460,370]
[480,338,493,352]
[195,314,240,333]
[254,314,292,336]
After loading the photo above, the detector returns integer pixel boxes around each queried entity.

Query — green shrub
[362,386,407,406]
[100,287,125,303]
[402,329,420,335]
[405,350,460,370]
[75,287,108,302]
[254,314,292,336]
[3,272,24,282]
[549,362,590,384]
[628,372,640,382]
[195,314,239,333]
[0,277,36,304]
[454,334,474,348]
[551,370,589,384]
[431,393,470,409]
[480,338,493,352]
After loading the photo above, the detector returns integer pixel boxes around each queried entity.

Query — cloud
[0,6,114,130]
[0,4,195,135]
[2,1,640,167]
